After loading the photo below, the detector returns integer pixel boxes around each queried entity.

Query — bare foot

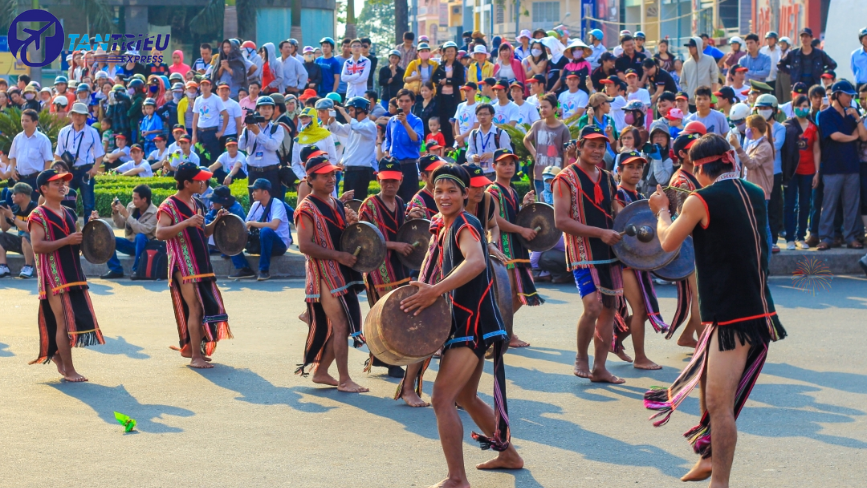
[509,335,530,348]
[337,379,369,393]
[63,371,88,382]
[298,311,309,324]
[614,350,634,363]
[633,358,662,370]
[680,456,712,482]
[476,446,524,470]
[189,357,214,369]
[52,354,65,376]
[426,478,470,488]
[433,348,443,358]
[312,371,339,387]
[589,369,626,384]
[170,345,212,361]
[400,390,430,407]
[677,337,699,349]
[573,356,591,378]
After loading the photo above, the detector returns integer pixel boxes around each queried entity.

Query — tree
[291,0,302,44]
[394,0,408,45]
[356,0,395,48]
[345,0,357,40]
[0,108,69,155]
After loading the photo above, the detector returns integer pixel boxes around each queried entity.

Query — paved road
[2,276,865,487]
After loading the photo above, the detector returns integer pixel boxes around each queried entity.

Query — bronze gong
[652,235,695,281]
[81,219,116,264]
[395,218,431,270]
[612,200,678,271]
[213,214,248,256]
[339,221,387,273]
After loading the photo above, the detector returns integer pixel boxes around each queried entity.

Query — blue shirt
[139,114,163,142]
[817,106,860,175]
[851,47,867,84]
[384,113,424,160]
[738,52,771,82]
[770,120,786,174]
[315,56,342,97]
[703,45,725,61]
[334,55,348,93]
[206,200,246,224]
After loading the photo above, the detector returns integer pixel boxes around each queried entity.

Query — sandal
[847,241,864,249]
[816,242,831,251]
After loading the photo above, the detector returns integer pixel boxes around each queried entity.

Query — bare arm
[156,211,194,241]
[297,213,356,266]
[649,189,707,252]
[30,222,81,254]
[553,178,621,244]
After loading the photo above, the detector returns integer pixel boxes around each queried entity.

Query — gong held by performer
[155,162,233,370]
[399,163,523,488]
[645,134,786,486]
[27,169,105,383]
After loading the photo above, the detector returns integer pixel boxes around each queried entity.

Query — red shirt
[425,132,445,148]
[796,122,818,175]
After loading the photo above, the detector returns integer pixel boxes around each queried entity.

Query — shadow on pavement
[762,362,867,395]
[48,383,193,433]
[193,365,334,414]
[0,342,13,357]
[90,336,150,360]
[1,279,38,294]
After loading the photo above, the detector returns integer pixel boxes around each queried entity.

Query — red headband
[693,150,736,167]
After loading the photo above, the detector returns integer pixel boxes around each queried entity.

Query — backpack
[131,240,168,281]
[469,127,511,152]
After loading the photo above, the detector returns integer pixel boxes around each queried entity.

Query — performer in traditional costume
[664,131,704,348]
[28,169,104,382]
[155,162,233,369]
[359,158,413,381]
[464,164,506,262]
[294,155,368,393]
[488,148,544,348]
[612,151,666,370]
[405,155,444,220]
[399,163,523,486]
[552,126,625,384]
[645,133,786,484]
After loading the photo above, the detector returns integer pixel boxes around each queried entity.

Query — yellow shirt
[467,61,494,84]
[403,59,440,93]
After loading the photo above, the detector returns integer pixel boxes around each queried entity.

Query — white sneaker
[18,265,34,279]
[786,241,796,250]
[797,241,810,250]
[0,264,10,278]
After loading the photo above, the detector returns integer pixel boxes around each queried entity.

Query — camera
[563,139,578,150]
[113,197,121,207]
[397,108,404,115]
[244,113,266,125]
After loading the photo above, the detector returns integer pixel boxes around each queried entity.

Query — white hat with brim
[54,96,69,106]
[473,45,488,54]
[517,30,532,41]
[69,102,88,114]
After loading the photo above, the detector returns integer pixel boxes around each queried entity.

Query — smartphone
[397,108,404,114]
[329,109,336,117]
[823,96,829,105]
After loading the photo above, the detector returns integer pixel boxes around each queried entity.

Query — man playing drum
[294,155,368,393]
[400,164,523,488]
[645,133,786,484]
[487,148,544,348]
[552,126,625,384]
[156,163,233,369]
[359,157,413,381]
[28,169,105,382]
[405,155,444,220]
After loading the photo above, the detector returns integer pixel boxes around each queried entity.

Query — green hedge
[81,175,533,218]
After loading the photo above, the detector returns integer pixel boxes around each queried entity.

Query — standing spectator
[722,37,746,79]
[55,103,105,223]
[191,79,228,166]
[522,39,549,82]
[587,29,607,70]
[245,179,291,281]
[127,79,147,144]
[302,47,322,93]
[404,42,439,95]
[241,41,264,82]
[614,35,648,79]
[240,96,286,201]
[467,45,494,84]
[7,109,53,201]
[335,39,352,99]
[681,37,720,104]
[0,182,37,278]
[700,34,725,63]
[291,108,338,186]
[781,95,818,250]
[591,52,617,92]
[643,59,677,104]
[380,50,406,104]
[514,30,532,61]
[383,89,423,202]
[730,115,776,250]
[157,82,183,139]
[760,31,783,90]
[777,28,837,90]
[240,81,260,115]
[852,28,867,86]
[177,81,197,133]
[49,76,74,113]
[213,39,256,98]
[779,82,809,119]
[139,98,163,155]
[728,66,750,101]
[99,184,157,279]
[395,32,418,70]
[523,93,571,195]
[816,81,866,250]
[341,39,372,100]
[259,43,283,95]
[820,70,836,90]
[453,82,480,151]
[328,97,377,198]
[412,82,438,137]
[684,86,728,136]
[192,43,213,75]
[279,40,307,95]
[755,94,788,251]
[168,50,191,77]
[315,38,341,97]
[216,81,243,151]
[466,103,512,176]
[360,39,377,90]
[738,34,771,82]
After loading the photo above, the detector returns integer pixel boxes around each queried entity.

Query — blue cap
[319,37,335,47]
[635,31,646,39]
[54,75,68,85]
[314,98,334,110]
[589,29,604,41]
[345,96,370,110]
[256,95,275,107]
[831,80,857,96]
[248,178,272,191]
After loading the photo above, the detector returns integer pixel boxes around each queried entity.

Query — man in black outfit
[615,35,648,80]
[777,27,837,90]
[591,52,618,92]
[643,58,678,100]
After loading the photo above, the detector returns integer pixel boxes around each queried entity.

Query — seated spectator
[0,182,37,278]
[96,184,157,279]
[245,178,291,281]
[207,185,255,279]
[104,134,131,170]
[147,135,169,172]
[114,144,154,177]
[209,137,248,185]
[163,134,200,175]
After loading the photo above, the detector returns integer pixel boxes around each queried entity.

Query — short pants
[573,268,598,298]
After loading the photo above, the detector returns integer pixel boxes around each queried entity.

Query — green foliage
[357,0,395,50]
[189,0,225,35]
[0,108,70,154]
[496,123,532,162]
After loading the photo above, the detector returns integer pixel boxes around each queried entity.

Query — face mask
[734,121,746,133]
[543,182,552,194]
[127,88,135,96]
[419,52,430,61]
[794,107,811,118]
[745,127,754,139]
[24,93,34,100]
[531,49,542,57]
[186,91,196,98]
[149,86,159,93]
[173,92,183,101]
[624,112,635,125]
[757,109,774,120]
[304,54,313,62]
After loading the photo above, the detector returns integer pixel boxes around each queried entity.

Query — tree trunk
[344,0,357,39]
[291,0,303,45]
[394,0,408,45]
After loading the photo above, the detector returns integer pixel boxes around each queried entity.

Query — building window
[496,1,504,24]
[452,6,460,14]
[532,2,559,23]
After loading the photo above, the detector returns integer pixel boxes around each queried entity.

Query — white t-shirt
[115,159,154,177]
[627,88,651,107]
[215,151,247,174]
[526,94,541,109]
[558,89,589,119]
[515,101,540,126]
[168,150,200,169]
[610,96,628,132]
[684,110,730,136]
[110,146,131,163]
[147,147,168,162]
[219,97,243,135]
[193,94,226,129]
[493,100,520,125]
[246,198,291,247]
[454,101,478,140]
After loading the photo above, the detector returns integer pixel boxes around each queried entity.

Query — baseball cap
[821,70,836,79]
[493,148,519,162]
[579,125,608,140]
[377,157,403,180]
[185,81,198,90]
[36,169,73,190]
[11,182,33,196]
[672,132,701,157]
[492,82,508,90]
[565,74,580,80]
[664,108,684,120]
[172,124,186,133]
[300,145,325,162]
[482,77,497,87]
[800,27,813,37]
[616,150,647,168]
[248,178,272,191]
[299,88,318,101]
[303,46,315,54]
[791,82,809,95]
[675,91,689,101]
[599,51,616,62]
[684,121,708,136]
[528,74,546,84]
[129,144,143,153]
[465,164,492,187]
[684,38,698,48]
[624,69,638,78]
[174,162,212,182]
[831,80,857,96]
[509,81,525,91]
[225,137,238,146]
[305,156,338,175]
[542,166,561,181]
[461,82,478,91]
[732,65,749,73]
[714,86,737,102]
[199,78,211,86]
[419,155,445,172]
